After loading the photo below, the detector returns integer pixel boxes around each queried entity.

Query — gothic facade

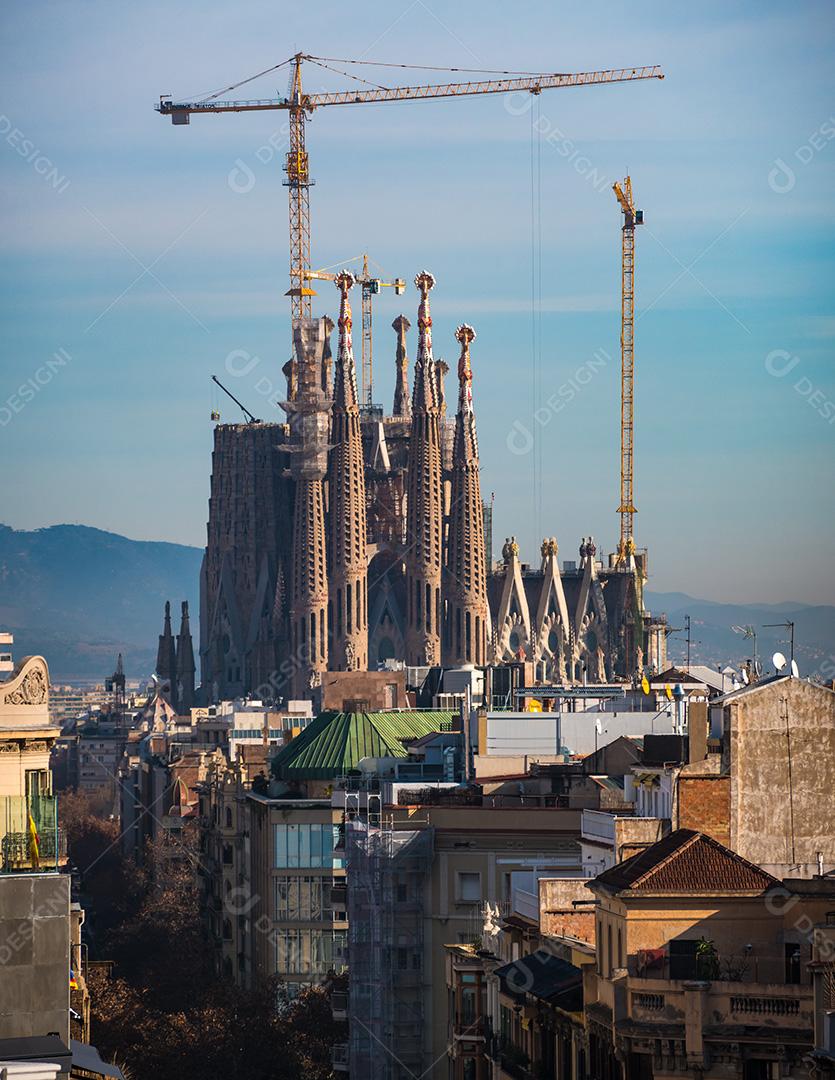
[198,273,664,702]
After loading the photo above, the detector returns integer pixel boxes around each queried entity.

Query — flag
[69,970,79,990]
[28,812,40,869]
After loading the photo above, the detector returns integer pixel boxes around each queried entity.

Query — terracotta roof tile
[592,829,779,894]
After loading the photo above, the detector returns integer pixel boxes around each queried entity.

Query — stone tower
[405,271,443,667]
[443,325,488,666]
[392,314,411,418]
[156,601,177,705]
[284,318,331,695]
[176,600,196,713]
[328,273,368,672]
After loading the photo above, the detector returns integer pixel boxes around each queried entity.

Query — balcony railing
[1,795,66,872]
[624,975,813,1031]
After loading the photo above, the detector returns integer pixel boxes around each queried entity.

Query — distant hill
[1,524,832,685]
[0,524,202,682]
[644,590,835,680]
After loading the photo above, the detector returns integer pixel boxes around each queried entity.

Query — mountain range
[0,524,832,684]
[0,524,201,682]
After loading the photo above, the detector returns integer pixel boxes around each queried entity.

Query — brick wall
[678,775,731,847]
[540,909,596,944]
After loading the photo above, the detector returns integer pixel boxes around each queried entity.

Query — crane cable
[307,56,564,76]
[530,94,543,539]
[192,55,563,105]
[196,55,297,103]
[306,57,390,92]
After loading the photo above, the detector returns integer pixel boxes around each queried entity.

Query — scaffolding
[346,818,433,1080]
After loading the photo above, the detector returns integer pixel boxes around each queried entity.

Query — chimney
[687,700,708,764]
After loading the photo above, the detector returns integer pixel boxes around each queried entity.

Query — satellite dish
[741,668,750,685]
[595,718,603,735]
[791,659,799,678]
[772,651,787,672]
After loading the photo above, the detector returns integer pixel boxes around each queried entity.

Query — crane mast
[361,254,373,408]
[156,56,663,399]
[304,254,405,405]
[284,56,314,324]
[613,175,643,563]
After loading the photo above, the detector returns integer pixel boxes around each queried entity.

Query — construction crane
[211,374,260,423]
[612,174,643,564]
[304,254,406,406]
[157,54,663,362]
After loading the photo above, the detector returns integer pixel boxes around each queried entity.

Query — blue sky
[1,0,833,604]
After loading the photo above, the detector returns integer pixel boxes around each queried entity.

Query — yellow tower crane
[612,174,643,565]
[156,54,663,397]
[304,254,406,407]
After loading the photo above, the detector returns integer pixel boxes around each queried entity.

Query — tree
[86,833,347,1080]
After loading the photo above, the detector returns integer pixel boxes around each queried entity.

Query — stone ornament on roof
[541,536,558,559]
[502,536,520,563]
[2,659,48,706]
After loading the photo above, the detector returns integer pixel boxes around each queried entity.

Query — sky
[1,0,833,605]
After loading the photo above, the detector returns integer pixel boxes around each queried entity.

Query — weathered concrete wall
[614,816,669,861]
[0,873,69,1041]
[728,678,835,873]
[539,878,596,944]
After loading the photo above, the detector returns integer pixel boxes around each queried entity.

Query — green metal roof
[271,710,456,780]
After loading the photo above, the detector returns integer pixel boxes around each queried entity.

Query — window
[275,876,326,921]
[456,872,482,903]
[499,1004,512,1043]
[225,807,233,828]
[669,940,698,980]
[274,824,339,869]
[275,929,347,975]
[785,942,802,985]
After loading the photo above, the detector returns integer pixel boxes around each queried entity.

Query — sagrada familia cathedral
[196,272,666,701]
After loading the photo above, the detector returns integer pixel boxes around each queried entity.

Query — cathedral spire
[411,271,438,413]
[405,271,443,667]
[328,272,368,672]
[176,600,196,713]
[156,600,177,707]
[443,324,488,667]
[284,317,331,695]
[392,314,411,418]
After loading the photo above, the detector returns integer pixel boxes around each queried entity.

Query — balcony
[1,795,66,873]
[624,974,813,1033]
[331,1042,349,1072]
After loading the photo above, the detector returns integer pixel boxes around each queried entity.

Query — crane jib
[155,66,663,118]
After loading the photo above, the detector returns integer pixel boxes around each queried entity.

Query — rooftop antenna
[731,624,758,669]
[764,620,795,669]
